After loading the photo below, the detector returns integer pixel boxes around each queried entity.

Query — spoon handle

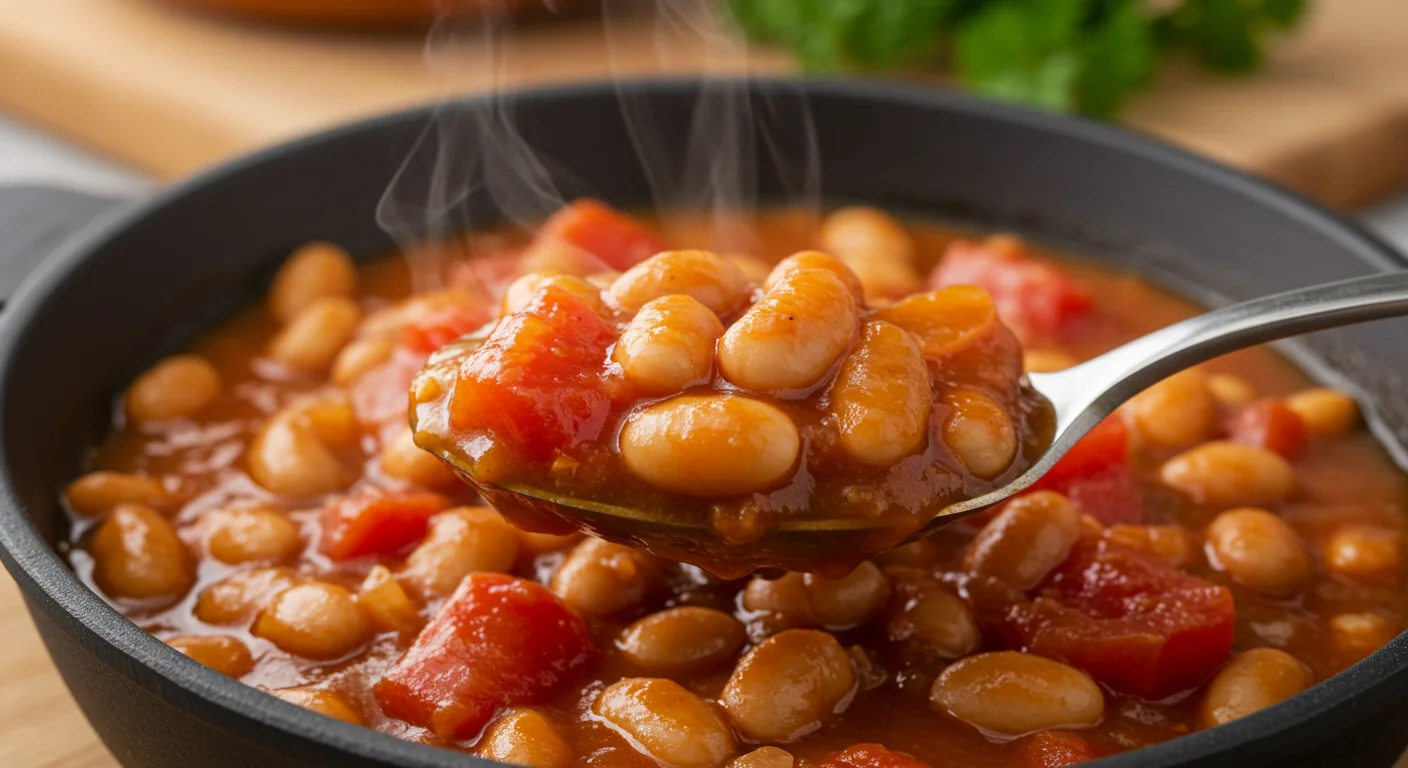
[1030,269,1408,440]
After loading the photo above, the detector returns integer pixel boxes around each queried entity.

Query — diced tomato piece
[930,238,1093,340]
[450,286,618,463]
[1226,398,1306,459]
[1033,418,1142,524]
[402,304,493,355]
[319,491,451,561]
[1019,731,1100,767]
[528,199,666,272]
[375,573,596,740]
[350,346,428,432]
[820,744,935,768]
[984,534,1235,699]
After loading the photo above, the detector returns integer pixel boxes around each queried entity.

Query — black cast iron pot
[1,79,1407,768]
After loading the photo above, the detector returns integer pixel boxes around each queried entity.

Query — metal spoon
[422,270,1408,574]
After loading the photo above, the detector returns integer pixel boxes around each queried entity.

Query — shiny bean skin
[125,355,222,424]
[357,565,423,635]
[1130,369,1218,448]
[167,634,254,677]
[829,321,932,466]
[503,272,603,315]
[1324,525,1403,582]
[267,296,361,373]
[594,678,737,768]
[1286,387,1359,437]
[962,491,1082,590]
[717,269,859,393]
[1160,442,1296,507]
[90,503,194,602]
[941,388,1018,480]
[478,708,574,768]
[721,629,856,743]
[551,537,658,616]
[380,428,459,489]
[608,250,749,315]
[1208,374,1257,406]
[1198,648,1311,728]
[741,571,810,619]
[1330,613,1396,662]
[1205,508,1310,595]
[887,587,980,660]
[618,607,746,671]
[269,687,366,725]
[205,504,301,564]
[931,652,1104,736]
[65,471,173,517]
[728,747,795,768]
[268,241,358,324]
[247,410,351,498]
[803,562,890,630]
[818,206,916,265]
[1105,524,1195,568]
[619,395,800,496]
[400,508,520,598]
[764,251,864,303]
[194,567,302,625]
[331,335,395,386]
[253,582,371,660]
[612,294,725,394]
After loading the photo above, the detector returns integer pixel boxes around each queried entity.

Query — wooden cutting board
[0,0,1407,209]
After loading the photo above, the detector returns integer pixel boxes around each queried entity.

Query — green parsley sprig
[725,0,1309,117]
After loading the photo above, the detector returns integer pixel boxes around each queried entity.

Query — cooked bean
[1208,373,1257,406]
[620,395,800,496]
[887,587,980,660]
[1130,369,1218,448]
[253,581,370,660]
[718,269,859,393]
[205,504,301,564]
[194,567,302,625]
[125,355,222,424]
[90,503,194,602]
[932,652,1103,736]
[804,562,890,630]
[722,629,856,742]
[247,410,350,498]
[1286,387,1359,437]
[478,708,573,768]
[613,294,725,394]
[1329,613,1396,662]
[872,286,1003,360]
[594,678,736,768]
[267,296,361,373]
[380,428,458,489]
[268,241,358,324]
[166,634,254,677]
[1198,648,1311,728]
[550,537,658,616]
[724,253,774,284]
[963,491,1081,590]
[818,206,915,266]
[1324,525,1402,582]
[741,571,809,619]
[517,529,581,556]
[1105,524,1195,568]
[1205,508,1309,595]
[728,747,795,768]
[619,607,746,671]
[503,272,603,315]
[330,336,395,386]
[608,250,749,315]
[65,472,172,517]
[401,507,520,598]
[941,388,1018,480]
[1160,441,1295,507]
[875,539,940,569]
[764,251,864,303]
[357,565,422,635]
[829,321,932,466]
[1024,349,1077,373]
[269,687,365,725]
[847,256,924,304]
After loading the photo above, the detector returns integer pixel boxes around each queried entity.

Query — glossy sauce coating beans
[1324,525,1403,582]
[608,250,749,315]
[1130,369,1218,448]
[247,408,351,498]
[1286,387,1358,437]
[400,508,519,598]
[194,567,301,625]
[267,296,362,372]
[478,708,574,768]
[594,678,736,768]
[722,630,856,742]
[803,562,890,630]
[1160,442,1296,507]
[1199,649,1311,728]
[620,395,800,496]
[963,491,1081,590]
[1205,508,1310,595]
[718,268,859,393]
[205,504,300,564]
[89,503,195,602]
[613,294,725,394]
[551,538,658,616]
[829,321,932,466]
[887,585,980,660]
[253,582,370,660]
[269,687,365,725]
[125,355,222,424]
[66,472,172,517]
[941,388,1018,480]
[166,634,255,677]
[267,241,358,324]
[764,251,865,303]
[618,607,746,671]
[931,652,1105,736]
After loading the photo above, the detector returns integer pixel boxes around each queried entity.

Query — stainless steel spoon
[423,269,1408,572]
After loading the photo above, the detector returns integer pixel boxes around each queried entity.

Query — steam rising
[376,0,821,294]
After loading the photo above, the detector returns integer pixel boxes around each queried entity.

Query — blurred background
[0,0,1406,764]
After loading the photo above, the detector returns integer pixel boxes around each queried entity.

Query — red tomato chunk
[1226,399,1306,459]
[1033,418,1142,525]
[931,238,1093,341]
[374,573,596,740]
[1020,731,1100,767]
[820,744,936,768]
[449,286,617,463]
[986,534,1235,699]
[319,491,451,561]
[531,198,667,272]
[403,305,493,355]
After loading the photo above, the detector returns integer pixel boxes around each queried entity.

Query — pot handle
[0,186,131,306]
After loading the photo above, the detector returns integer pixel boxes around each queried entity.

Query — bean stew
[63,202,1407,767]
